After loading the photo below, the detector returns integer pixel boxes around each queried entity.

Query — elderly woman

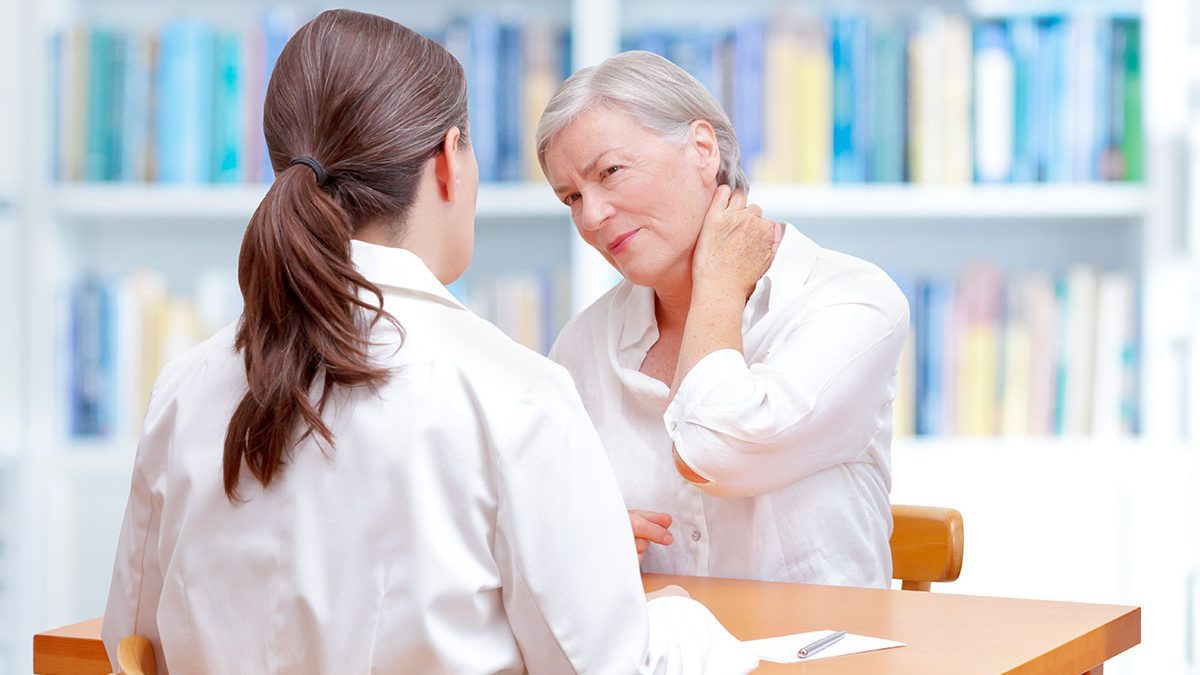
[537,51,908,588]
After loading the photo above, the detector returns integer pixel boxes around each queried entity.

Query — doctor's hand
[629,509,673,563]
[691,185,782,300]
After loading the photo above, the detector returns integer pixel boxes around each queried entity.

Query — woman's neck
[653,277,693,336]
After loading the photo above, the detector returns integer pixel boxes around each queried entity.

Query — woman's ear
[689,119,720,186]
[434,126,463,201]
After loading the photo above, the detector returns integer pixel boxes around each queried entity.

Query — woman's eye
[603,165,621,178]
[563,193,580,206]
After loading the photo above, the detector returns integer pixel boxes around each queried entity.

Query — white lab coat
[103,240,756,674]
[550,225,908,588]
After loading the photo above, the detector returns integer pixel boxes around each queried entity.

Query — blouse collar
[349,239,466,310]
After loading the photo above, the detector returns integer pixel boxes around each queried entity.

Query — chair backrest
[889,504,964,591]
[113,635,156,675]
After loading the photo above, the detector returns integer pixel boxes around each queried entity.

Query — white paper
[743,629,906,664]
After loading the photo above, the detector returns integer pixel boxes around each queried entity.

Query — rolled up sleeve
[665,294,908,498]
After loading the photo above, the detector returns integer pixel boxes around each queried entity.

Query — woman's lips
[607,228,638,254]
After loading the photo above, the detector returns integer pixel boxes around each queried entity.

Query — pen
[797,630,847,659]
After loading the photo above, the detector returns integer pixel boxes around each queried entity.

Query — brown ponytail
[224,10,469,499]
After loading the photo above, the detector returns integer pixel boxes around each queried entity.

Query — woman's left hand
[691,185,782,300]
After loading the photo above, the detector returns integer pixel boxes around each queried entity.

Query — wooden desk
[643,574,1139,674]
[33,617,107,675]
[34,575,1139,674]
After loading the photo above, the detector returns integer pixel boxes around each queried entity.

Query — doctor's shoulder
[423,305,578,404]
[139,321,242,429]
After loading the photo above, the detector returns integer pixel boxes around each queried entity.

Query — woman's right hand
[630,509,673,563]
[691,185,781,300]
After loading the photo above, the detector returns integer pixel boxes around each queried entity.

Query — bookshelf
[4,0,1198,674]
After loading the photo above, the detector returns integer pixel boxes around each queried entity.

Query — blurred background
[2,0,1199,673]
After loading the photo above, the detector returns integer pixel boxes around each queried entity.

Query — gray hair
[535,50,749,192]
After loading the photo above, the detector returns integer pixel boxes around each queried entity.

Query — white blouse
[103,240,757,675]
[550,225,908,588]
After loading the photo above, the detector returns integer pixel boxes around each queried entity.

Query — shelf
[892,435,1163,454]
[967,0,1141,17]
[53,182,566,222]
[751,184,1146,221]
[68,434,1175,457]
[53,182,1146,223]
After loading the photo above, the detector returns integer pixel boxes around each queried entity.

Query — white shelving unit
[0,0,26,673]
[53,182,569,221]
[53,182,1148,222]
[4,0,1198,674]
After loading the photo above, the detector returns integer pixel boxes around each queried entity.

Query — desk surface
[34,575,1139,674]
[643,574,1139,674]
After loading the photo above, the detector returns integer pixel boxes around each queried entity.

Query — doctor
[103,12,755,674]
[538,51,909,588]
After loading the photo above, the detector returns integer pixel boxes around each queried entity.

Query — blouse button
[669,421,678,431]
[691,529,701,542]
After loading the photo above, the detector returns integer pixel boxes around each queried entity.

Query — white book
[942,14,974,184]
[1062,266,1099,435]
[1071,16,1099,182]
[1091,271,1133,437]
[974,24,1014,183]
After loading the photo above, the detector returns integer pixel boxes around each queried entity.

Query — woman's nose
[577,192,613,232]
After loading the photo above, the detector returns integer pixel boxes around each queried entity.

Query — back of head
[535,50,748,191]
[225,9,469,500]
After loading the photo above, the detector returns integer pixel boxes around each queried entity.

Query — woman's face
[543,106,716,291]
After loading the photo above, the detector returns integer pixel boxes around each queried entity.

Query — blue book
[1052,274,1069,434]
[212,32,243,183]
[1010,18,1039,183]
[156,20,214,183]
[667,31,717,97]
[732,20,765,178]
[70,277,115,437]
[84,27,113,182]
[260,10,293,182]
[916,278,949,436]
[830,14,867,183]
[497,23,523,183]
[1041,18,1070,183]
[120,33,152,182]
[1092,18,1116,181]
[871,19,906,183]
[464,14,501,183]
[105,32,128,181]
[1090,19,1113,181]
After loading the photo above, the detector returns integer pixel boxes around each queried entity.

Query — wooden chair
[889,504,964,591]
[110,635,156,675]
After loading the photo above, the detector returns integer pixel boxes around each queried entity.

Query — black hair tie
[290,156,328,184]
